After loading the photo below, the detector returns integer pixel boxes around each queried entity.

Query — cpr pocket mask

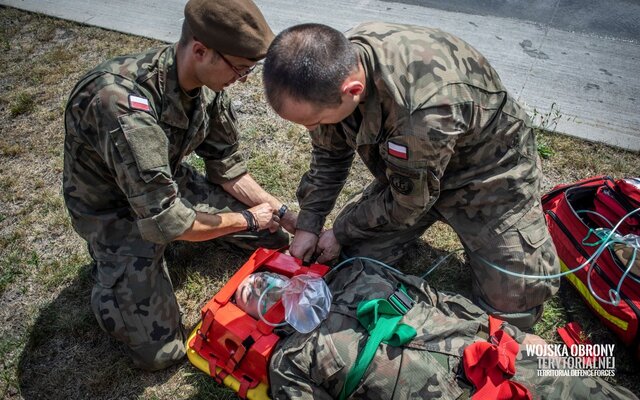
[282,273,332,334]
[235,271,333,334]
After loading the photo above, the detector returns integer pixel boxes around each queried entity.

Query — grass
[9,92,35,117]
[0,5,639,400]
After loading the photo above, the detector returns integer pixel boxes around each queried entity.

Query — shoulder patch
[128,94,151,112]
[388,141,408,160]
[389,173,413,195]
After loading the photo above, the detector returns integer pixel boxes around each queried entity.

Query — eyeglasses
[216,50,256,79]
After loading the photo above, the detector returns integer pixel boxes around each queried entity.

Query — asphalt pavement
[2,0,639,151]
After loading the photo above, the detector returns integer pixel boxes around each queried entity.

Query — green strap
[338,295,416,400]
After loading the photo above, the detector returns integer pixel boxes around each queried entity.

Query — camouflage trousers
[339,180,560,329]
[90,164,289,371]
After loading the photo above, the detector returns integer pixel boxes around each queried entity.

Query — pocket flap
[118,112,169,172]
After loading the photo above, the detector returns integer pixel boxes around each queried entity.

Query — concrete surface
[1,0,638,151]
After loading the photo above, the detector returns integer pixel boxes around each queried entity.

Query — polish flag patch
[388,141,408,160]
[128,94,150,112]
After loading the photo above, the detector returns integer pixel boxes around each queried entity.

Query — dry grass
[1,5,639,399]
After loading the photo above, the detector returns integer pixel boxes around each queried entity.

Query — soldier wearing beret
[263,22,560,330]
[63,0,296,370]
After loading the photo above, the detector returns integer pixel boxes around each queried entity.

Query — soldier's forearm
[222,173,284,210]
[174,211,247,242]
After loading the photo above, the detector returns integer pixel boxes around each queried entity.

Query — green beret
[184,0,275,60]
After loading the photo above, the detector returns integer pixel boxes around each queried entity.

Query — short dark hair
[263,23,359,112]
[179,19,193,47]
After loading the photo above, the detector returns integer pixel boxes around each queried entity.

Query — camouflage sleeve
[74,82,195,244]
[296,124,356,234]
[195,91,248,184]
[333,103,472,242]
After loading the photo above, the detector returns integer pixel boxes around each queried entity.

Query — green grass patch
[186,153,206,174]
[0,234,31,294]
[0,334,23,398]
[536,132,555,159]
[36,252,91,289]
[184,372,237,400]
[181,270,212,302]
[0,259,22,295]
[247,150,287,196]
[0,142,25,157]
[10,92,36,117]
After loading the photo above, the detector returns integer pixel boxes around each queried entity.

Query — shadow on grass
[16,261,151,399]
[15,242,254,399]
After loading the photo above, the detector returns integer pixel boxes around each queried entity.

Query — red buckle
[237,375,259,399]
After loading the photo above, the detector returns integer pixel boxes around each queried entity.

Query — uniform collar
[159,44,196,130]
[352,44,383,146]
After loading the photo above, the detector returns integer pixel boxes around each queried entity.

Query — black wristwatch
[277,204,288,219]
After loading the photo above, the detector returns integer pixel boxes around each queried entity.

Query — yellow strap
[560,260,629,330]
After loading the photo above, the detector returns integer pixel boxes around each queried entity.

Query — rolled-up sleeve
[82,83,196,244]
[296,125,355,235]
[196,91,248,184]
[136,197,196,244]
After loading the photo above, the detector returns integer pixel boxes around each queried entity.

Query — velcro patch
[388,141,408,160]
[128,94,150,112]
[389,173,413,195]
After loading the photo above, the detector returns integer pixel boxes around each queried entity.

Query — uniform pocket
[91,258,130,343]
[287,321,346,386]
[516,204,548,249]
[385,161,425,208]
[385,160,441,213]
[117,112,170,179]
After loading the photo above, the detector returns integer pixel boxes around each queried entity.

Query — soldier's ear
[192,40,208,61]
[342,80,364,98]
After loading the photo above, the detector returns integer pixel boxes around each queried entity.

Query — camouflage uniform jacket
[295,22,541,251]
[269,259,502,399]
[63,45,246,258]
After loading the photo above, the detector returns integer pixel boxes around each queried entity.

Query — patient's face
[234,273,288,319]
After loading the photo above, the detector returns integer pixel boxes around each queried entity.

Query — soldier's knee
[89,256,186,370]
[128,331,187,371]
[474,295,544,330]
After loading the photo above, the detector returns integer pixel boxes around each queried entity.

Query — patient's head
[234,272,289,319]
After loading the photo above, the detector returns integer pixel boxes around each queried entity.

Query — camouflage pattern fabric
[293,22,559,326]
[63,45,287,370]
[269,259,638,400]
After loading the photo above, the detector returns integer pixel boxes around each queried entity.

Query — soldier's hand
[290,230,319,263]
[248,203,279,233]
[316,229,341,264]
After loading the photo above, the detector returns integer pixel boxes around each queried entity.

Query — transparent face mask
[234,272,333,333]
[234,272,289,320]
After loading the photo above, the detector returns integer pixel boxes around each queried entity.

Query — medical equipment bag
[542,176,640,357]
